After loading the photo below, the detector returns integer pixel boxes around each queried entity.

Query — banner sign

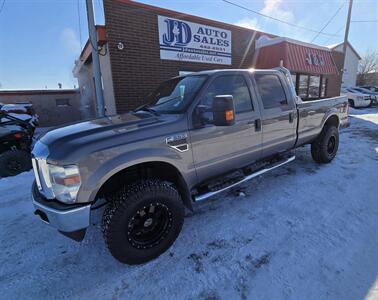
[158,15,232,65]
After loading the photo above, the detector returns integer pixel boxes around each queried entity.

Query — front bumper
[32,182,90,241]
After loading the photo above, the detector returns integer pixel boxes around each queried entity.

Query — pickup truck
[31,68,348,264]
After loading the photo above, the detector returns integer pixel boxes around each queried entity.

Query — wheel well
[96,162,192,210]
[324,115,339,129]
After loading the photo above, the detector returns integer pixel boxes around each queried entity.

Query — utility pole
[342,0,353,72]
[86,0,106,117]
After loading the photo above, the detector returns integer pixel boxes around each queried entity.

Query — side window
[255,74,287,109]
[201,75,253,113]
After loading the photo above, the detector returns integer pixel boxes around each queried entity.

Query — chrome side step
[194,156,295,202]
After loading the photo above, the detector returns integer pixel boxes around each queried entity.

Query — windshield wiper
[133,104,159,115]
[151,92,197,109]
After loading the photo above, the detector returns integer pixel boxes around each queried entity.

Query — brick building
[74,0,342,116]
[0,89,81,126]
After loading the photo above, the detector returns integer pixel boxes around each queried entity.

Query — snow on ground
[0,108,377,300]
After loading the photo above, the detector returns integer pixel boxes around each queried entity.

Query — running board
[194,156,295,202]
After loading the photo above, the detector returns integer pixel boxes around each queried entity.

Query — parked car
[341,87,371,108]
[360,86,378,93]
[0,113,36,177]
[355,86,378,105]
[31,67,348,264]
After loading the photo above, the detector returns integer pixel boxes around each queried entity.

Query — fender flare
[81,147,193,210]
[320,110,340,131]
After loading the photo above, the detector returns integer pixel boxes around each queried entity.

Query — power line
[311,1,346,43]
[323,26,344,45]
[0,0,6,15]
[351,20,378,23]
[221,0,341,37]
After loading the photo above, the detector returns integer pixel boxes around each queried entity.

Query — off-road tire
[102,179,185,264]
[311,126,339,164]
[0,150,32,177]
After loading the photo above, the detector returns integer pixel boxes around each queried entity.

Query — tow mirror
[212,95,235,126]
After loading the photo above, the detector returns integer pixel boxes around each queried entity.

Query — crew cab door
[189,73,262,182]
[252,72,297,157]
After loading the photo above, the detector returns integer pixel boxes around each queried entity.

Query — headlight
[49,165,81,203]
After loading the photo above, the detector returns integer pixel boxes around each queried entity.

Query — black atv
[0,113,35,177]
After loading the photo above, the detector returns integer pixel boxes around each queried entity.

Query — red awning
[255,39,338,75]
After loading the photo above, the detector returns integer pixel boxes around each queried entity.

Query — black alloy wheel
[127,203,173,249]
[102,179,185,264]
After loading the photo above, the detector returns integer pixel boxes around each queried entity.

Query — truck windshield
[144,75,207,114]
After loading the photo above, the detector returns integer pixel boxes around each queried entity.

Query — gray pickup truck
[31,68,348,264]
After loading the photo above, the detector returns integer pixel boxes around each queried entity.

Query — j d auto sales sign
[158,15,232,65]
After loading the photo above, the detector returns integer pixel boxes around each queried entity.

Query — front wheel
[102,179,185,264]
[311,126,339,164]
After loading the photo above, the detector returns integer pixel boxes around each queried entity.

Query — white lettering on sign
[158,15,232,65]
[306,53,325,66]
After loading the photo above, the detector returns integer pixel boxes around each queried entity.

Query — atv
[0,113,36,177]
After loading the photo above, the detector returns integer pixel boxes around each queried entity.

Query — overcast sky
[0,0,377,90]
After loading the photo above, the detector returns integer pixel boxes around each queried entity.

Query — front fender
[77,146,194,204]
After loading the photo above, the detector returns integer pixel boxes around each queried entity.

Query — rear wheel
[0,150,32,177]
[102,179,185,264]
[311,126,339,164]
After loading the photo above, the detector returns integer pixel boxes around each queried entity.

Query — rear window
[254,74,287,109]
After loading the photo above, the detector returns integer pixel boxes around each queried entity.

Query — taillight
[14,132,23,139]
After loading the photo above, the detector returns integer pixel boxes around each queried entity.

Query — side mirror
[212,95,235,126]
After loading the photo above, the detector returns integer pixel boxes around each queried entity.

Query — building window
[295,74,327,100]
[308,75,320,98]
[298,74,309,98]
[56,98,71,107]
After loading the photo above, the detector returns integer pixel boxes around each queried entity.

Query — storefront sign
[158,15,232,65]
[306,52,325,66]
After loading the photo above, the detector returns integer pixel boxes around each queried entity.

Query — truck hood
[35,112,175,163]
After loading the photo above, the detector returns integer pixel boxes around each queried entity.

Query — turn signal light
[225,110,234,122]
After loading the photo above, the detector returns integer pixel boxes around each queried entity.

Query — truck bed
[296,96,348,146]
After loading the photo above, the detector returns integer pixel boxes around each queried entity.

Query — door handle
[289,112,294,123]
[308,110,316,116]
[254,119,262,132]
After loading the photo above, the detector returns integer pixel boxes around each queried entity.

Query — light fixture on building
[117,42,124,50]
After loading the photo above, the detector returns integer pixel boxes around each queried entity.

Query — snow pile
[0,108,377,300]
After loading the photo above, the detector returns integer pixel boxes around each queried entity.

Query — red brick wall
[103,0,342,112]
[103,0,264,113]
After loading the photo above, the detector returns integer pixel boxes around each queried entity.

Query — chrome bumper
[32,187,91,234]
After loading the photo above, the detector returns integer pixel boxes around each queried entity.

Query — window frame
[199,74,255,114]
[55,98,71,107]
[293,73,328,100]
[254,73,289,110]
